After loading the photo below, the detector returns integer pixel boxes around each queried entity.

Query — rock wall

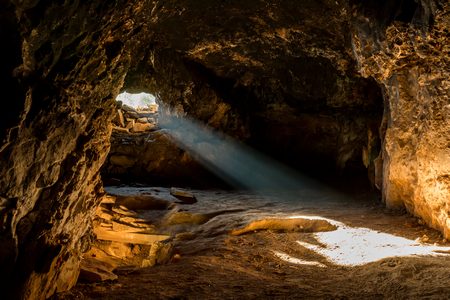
[127,0,384,174]
[0,1,153,298]
[102,129,220,187]
[351,0,450,237]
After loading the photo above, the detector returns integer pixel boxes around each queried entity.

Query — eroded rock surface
[0,1,154,298]
[132,0,384,173]
[351,1,450,237]
[102,129,221,187]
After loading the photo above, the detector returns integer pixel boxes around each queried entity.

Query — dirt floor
[58,184,450,299]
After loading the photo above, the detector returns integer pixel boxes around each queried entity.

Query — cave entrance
[102,90,227,188]
[116,91,158,111]
[112,91,159,132]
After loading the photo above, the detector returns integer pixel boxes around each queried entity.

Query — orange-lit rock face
[352,2,450,237]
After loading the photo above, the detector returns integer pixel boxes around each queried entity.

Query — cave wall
[0,1,153,298]
[126,0,384,175]
[351,0,450,237]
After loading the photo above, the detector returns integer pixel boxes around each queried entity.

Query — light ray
[289,215,450,266]
[160,114,332,202]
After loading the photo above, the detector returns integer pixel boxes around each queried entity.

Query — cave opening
[116,91,158,111]
[1,0,449,299]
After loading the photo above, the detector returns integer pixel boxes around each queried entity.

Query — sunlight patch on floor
[274,215,450,267]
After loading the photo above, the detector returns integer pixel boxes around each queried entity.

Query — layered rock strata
[112,102,158,133]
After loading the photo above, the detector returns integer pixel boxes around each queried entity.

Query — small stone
[416,234,430,244]
[170,187,197,204]
[171,253,181,263]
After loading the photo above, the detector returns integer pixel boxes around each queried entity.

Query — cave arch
[0,0,448,298]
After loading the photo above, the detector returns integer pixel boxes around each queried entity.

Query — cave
[0,0,449,299]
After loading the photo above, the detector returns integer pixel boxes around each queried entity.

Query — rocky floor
[58,184,450,299]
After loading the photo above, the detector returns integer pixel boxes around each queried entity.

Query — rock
[170,188,197,204]
[146,241,173,267]
[124,111,140,119]
[119,216,153,227]
[96,207,114,221]
[117,109,125,127]
[94,227,170,245]
[149,104,158,113]
[109,155,136,168]
[230,218,338,236]
[161,209,241,226]
[111,205,137,217]
[100,195,117,204]
[102,130,216,187]
[131,122,154,132]
[121,104,137,113]
[136,117,149,123]
[111,221,142,233]
[92,242,134,260]
[352,3,450,237]
[125,119,135,130]
[79,258,118,283]
[112,125,129,133]
[114,194,173,210]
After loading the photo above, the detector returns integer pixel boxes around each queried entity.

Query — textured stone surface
[102,130,220,187]
[351,0,450,237]
[0,1,153,298]
[132,0,383,173]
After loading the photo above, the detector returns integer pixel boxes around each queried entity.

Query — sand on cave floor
[60,185,450,299]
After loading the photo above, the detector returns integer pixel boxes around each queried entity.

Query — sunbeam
[160,114,333,202]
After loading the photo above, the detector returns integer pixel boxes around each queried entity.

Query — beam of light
[271,215,450,267]
[159,114,334,202]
